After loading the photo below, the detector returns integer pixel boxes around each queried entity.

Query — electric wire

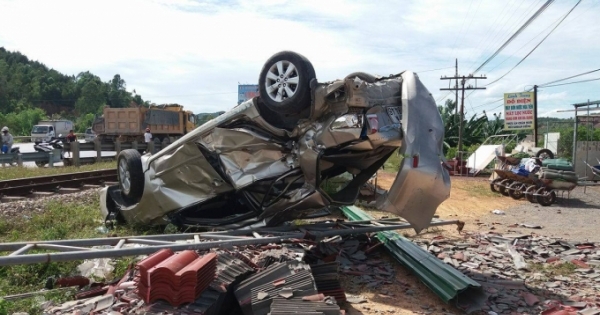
[542,77,600,88]
[538,68,600,87]
[485,0,582,86]
[471,0,554,75]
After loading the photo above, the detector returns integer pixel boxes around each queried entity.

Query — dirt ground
[341,172,600,315]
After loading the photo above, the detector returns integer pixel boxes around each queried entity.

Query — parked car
[99,51,451,232]
[84,128,96,142]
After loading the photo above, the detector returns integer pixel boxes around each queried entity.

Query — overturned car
[100,51,450,232]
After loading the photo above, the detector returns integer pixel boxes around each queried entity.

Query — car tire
[117,149,144,202]
[345,72,377,83]
[259,51,316,114]
[536,149,554,161]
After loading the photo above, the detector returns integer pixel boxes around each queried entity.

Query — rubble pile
[416,231,600,315]
[38,234,392,315]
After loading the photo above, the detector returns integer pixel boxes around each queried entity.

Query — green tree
[0,108,47,136]
[107,74,131,108]
[76,80,106,114]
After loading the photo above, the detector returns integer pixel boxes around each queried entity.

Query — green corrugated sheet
[341,206,486,313]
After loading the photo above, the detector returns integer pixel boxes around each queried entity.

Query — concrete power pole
[455,59,458,117]
[440,74,487,155]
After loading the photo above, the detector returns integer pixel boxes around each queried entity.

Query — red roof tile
[134,250,217,306]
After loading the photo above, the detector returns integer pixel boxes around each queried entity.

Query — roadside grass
[0,161,116,181]
[0,196,161,315]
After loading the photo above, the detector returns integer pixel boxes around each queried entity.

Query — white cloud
[0,0,598,115]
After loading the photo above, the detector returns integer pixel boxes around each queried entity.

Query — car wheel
[345,72,377,83]
[117,149,144,202]
[259,51,316,114]
[536,149,554,162]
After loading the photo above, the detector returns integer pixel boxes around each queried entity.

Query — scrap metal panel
[341,206,486,313]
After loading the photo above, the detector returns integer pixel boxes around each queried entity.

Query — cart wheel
[536,188,556,206]
[508,182,524,200]
[525,186,537,203]
[490,178,502,193]
[499,180,511,196]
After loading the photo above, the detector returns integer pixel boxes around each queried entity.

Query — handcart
[489,156,522,195]
[530,178,577,206]
[492,169,538,201]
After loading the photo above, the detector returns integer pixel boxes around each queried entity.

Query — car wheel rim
[265,60,299,102]
[119,159,131,193]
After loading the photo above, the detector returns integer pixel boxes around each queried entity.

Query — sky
[0,0,599,119]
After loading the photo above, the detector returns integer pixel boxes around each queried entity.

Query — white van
[30,120,73,143]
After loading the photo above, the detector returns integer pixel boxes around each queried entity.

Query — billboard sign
[503,92,535,130]
[238,84,259,105]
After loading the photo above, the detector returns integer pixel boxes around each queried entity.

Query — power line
[467,0,542,73]
[542,77,600,88]
[486,12,563,73]
[538,68,600,87]
[471,0,554,75]
[485,0,582,86]
[450,0,475,57]
[416,66,454,73]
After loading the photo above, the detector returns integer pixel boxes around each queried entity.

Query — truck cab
[31,125,55,144]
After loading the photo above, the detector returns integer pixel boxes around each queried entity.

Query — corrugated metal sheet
[269,296,342,315]
[341,206,486,313]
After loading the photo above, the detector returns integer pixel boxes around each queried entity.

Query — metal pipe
[0,218,439,252]
[9,244,34,256]
[0,220,461,266]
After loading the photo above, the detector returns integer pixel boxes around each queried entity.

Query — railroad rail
[0,169,117,202]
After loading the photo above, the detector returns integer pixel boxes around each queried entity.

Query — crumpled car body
[100,52,450,232]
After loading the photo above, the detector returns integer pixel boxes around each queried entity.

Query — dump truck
[92,104,196,144]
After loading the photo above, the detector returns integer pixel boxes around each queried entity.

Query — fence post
[17,153,23,167]
[147,142,154,155]
[94,138,102,163]
[49,151,54,168]
[72,141,80,167]
[115,140,121,156]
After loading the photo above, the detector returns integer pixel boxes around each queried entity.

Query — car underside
[99,51,451,233]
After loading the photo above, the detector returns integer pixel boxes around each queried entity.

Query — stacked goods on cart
[538,159,578,184]
[541,158,574,171]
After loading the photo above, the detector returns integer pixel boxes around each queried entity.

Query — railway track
[0,169,117,202]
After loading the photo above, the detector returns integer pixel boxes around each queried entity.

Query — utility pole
[533,85,538,147]
[440,74,487,155]
[455,59,458,117]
